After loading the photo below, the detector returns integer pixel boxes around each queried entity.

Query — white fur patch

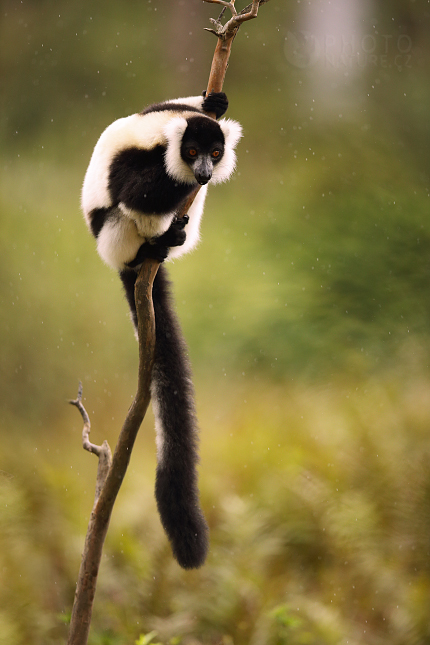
[96,211,141,270]
[211,118,243,184]
[166,95,205,110]
[150,378,165,465]
[168,185,208,260]
[95,207,174,270]
[163,116,196,184]
[119,203,173,240]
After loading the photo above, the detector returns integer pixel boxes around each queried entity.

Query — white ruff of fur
[163,116,197,185]
[212,118,243,184]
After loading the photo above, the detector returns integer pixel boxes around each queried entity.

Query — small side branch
[69,383,112,502]
[70,382,101,456]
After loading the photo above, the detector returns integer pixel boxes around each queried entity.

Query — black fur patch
[183,115,225,150]
[108,145,196,214]
[119,268,138,328]
[140,102,201,116]
[89,207,110,238]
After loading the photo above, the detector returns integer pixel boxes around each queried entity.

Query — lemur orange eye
[188,148,197,157]
[212,150,221,158]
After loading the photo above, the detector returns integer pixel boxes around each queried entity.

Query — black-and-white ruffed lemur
[81,92,242,569]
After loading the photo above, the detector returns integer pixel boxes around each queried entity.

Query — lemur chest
[135,212,174,239]
[119,204,174,240]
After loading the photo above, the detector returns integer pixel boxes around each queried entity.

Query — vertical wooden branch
[67,259,158,645]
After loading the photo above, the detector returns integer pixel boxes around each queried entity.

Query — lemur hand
[157,214,189,246]
[172,214,189,230]
[126,241,169,266]
[126,215,189,267]
[202,91,228,119]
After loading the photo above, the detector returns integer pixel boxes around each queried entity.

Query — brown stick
[206,36,235,96]
[67,259,158,645]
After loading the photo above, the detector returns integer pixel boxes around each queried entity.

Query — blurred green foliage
[1,0,430,643]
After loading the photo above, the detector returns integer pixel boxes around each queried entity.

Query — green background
[1,1,430,643]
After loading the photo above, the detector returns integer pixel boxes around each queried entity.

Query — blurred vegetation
[1,0,430,643]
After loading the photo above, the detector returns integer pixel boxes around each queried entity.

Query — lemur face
[180,116,225,185]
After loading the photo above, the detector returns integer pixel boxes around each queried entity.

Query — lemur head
[164,114,242,186]
[180,116,224,185]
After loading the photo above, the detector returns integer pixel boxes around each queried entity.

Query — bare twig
[239,0,270,14]
[69,383,112,502]
[203,0,265,39]
[67,259,159,645]
[70,382,101,457]
[205,0,236,12]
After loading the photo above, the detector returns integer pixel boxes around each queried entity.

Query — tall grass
[2,374,430,644]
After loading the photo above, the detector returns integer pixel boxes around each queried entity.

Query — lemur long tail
[120,265,209,569]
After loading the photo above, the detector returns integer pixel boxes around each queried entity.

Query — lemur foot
[202,91,228,119]
[157,214,189,247]
[126,242,169,267]
[173,214,189,229]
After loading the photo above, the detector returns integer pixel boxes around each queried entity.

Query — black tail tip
[171,524,209,570]
[155,468,209,569]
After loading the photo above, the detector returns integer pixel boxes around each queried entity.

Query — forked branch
[203,0,265,39]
